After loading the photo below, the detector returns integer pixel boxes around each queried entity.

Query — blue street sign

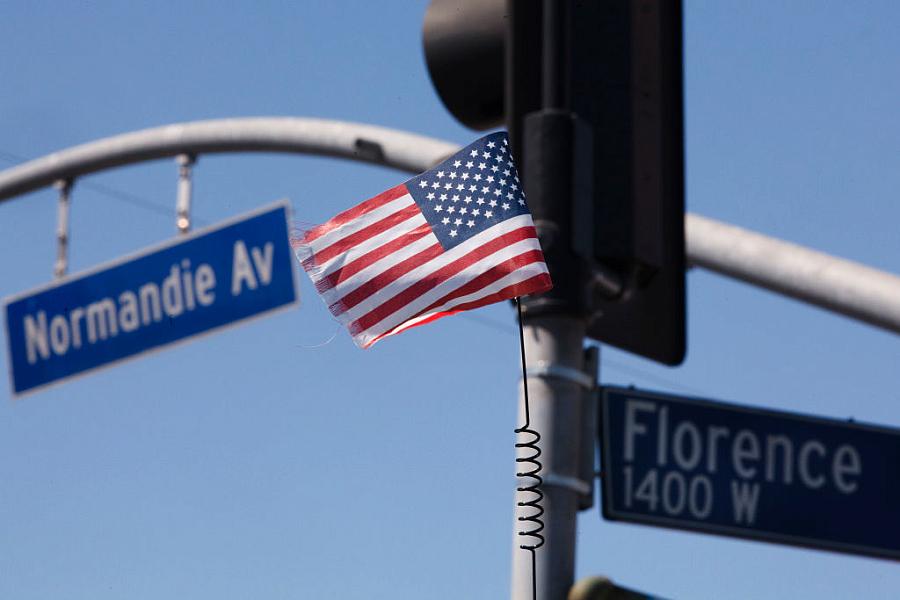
[600,386,900,560]
[4,201,298,397]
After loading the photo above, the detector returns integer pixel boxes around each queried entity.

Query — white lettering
[624,399,656,461]
[732,430,760,479]
[86,299,118,342]
[195,264,216,306]
[231,240,258,294]
[832,445,861,494]
[24,311,50,364]
[731,481,760,524]
[161,265,184,317]
[139,283,162,325]
[798,440,826,489]
[765,435,794,484]
[49,315,70,355]
[251,242,274,285]
[673,420,702,471]
[706,426,730,473]
[119,291,140,332]
[689,476,713,519]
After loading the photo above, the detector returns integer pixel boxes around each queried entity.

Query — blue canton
[407,132,530,250]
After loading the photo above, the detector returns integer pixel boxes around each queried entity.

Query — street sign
[4,201,298,397]
[600,386,900,560]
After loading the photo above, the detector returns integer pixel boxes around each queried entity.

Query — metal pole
[512,315,590,599]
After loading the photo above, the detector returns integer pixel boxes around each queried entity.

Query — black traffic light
[423,0,685,366]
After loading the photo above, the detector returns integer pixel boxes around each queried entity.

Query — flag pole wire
[514,297,544,600]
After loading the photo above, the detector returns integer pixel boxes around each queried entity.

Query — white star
[442,217,450,225]
[464,196,472,203]
[469,184,478,192]
[452,194,460,202]
[476,197,485,205]
[493,188,502,196]
[437,171,445,178]
[486,175,494,183]
[461,172,469,180]
[447,206,456,214]
[491,165,499,173]
[511,183,518,191]
[478,162,487,170]
[465,161,474,168]
[426,192,435,200]
[469,149,478,157]
[489,199,497,207]
[518,199,525,206]
[449,171,457,179]
[487,141,496,148]
[507,192,515,200]
[500,146,506,153]
[507,159,514,166]
[454,218,463,226]
[439,193,447,201]
[435,205,444,212]
[474,173,482,181]
[482,186,490,194]
[482,151,491,159]
[431,181,440,189]
[485,210,493,218]
[495,154,503,162]
[419,180,428,188]
[499,179,507,186]
[503,169,510,176]
[450,229,458,237]
[456,183,464,191]
[502,202,510,210]
[460,207,468,215]
[472,209,481,216]
[453,160,461,168]
[444,182,453,190]
[467,220,475,227]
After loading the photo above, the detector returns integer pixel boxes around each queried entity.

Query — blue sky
[1,2,899,598]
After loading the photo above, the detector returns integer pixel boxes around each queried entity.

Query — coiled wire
[514,298,544,597]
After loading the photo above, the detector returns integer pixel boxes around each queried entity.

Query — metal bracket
[542,471,593,496]
[53,178,73,278]
[525,361,595,390]
[176,153,195,234]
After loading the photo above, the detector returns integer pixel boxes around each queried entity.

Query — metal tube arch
[1,116,899,336]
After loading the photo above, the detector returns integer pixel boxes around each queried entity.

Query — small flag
[293,131,552,348]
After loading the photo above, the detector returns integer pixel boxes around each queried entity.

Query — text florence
[621,399,862,525]
[23,260,216,364]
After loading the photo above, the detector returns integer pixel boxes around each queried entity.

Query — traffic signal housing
[423,0,685,366]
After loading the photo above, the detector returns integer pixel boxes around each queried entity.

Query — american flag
[293,131,552,348]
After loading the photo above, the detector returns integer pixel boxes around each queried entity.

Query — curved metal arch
[0,117,459,202]
[1,116,899,336]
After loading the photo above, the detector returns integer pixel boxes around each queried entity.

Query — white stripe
[308,212,428,282]
[377,261,549,341]
[318,230,439,310]
[336,214,537,324]
[304,193,415,256]
[358,235,544,341]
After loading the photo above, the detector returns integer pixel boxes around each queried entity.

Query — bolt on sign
[4,201,298,397]
[600,386,900,560]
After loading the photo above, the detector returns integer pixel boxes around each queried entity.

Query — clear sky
[1,2,899,598]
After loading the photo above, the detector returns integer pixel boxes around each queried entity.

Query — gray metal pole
[512,315,591,600]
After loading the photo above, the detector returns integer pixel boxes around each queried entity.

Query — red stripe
[416,249,548,315]
[330,242,444,313]
[349,226,538,334]
[308,203,421,267]
[362,273,553,348]
[303,184,408,243]
[317,223,433,293]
